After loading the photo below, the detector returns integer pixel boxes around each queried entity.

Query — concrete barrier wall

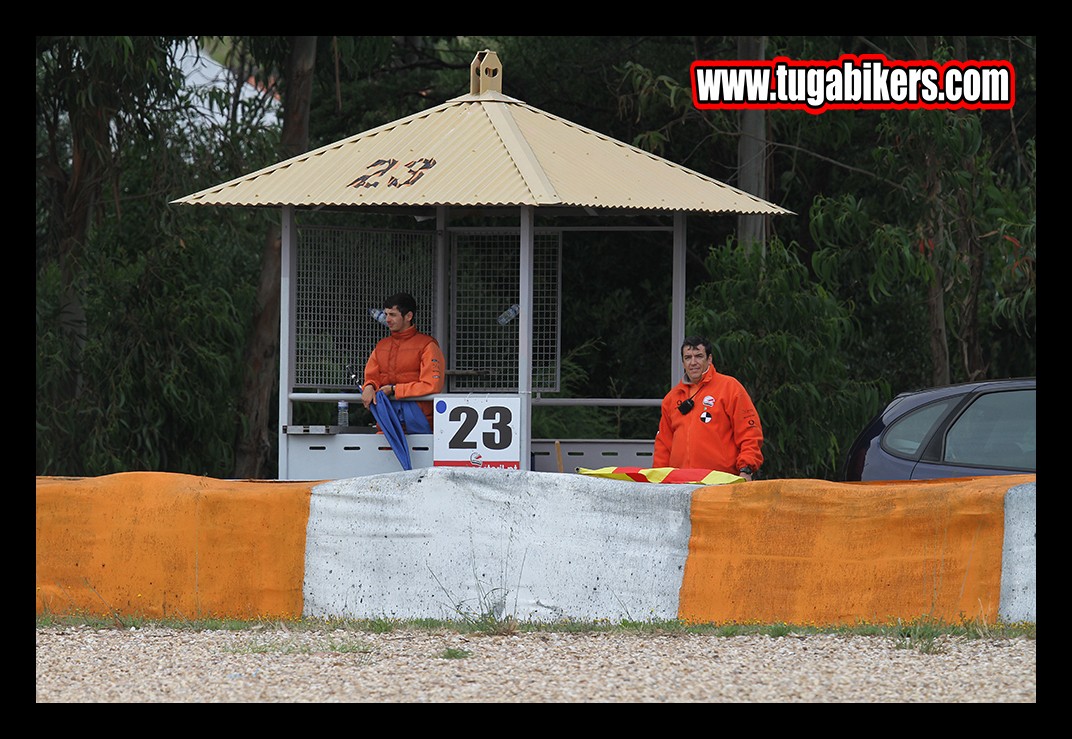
[999,483,1037,624]
[302,470,695,622]
[36,470,1036,625]
[679,477,1028,625]
[36,473,313,620]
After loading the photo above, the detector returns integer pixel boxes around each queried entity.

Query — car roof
[883,377,1034,417]
[891,377,1034,401]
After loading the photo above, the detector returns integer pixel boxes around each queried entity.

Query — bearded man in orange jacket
[360,292,445,430]
[653,336,764,480]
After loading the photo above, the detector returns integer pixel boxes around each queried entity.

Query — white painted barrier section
[302,468,697,622]
[999,482,1037,624]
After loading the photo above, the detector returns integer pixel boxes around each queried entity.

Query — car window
[942,389,1036,470]
[881,397,958,458]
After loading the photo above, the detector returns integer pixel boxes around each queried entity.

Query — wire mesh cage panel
[294,226,436,389]
[450,230,561,393]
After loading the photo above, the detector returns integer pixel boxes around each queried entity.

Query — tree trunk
[54,97,110,403]
[912,35,951,387]
[736,35,768,256]
[952,35,987,381]
[232,36,317,479]
[926,258,950,386]
[957,217,987,381]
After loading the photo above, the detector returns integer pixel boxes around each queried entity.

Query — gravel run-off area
[36,625,1036,703]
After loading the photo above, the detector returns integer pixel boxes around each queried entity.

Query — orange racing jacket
[362,326,445,429]
[652,364,764,474]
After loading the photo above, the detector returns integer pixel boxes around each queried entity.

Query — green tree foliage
[36,37,281,475]
[616,35,1035,399]
[307,36,452,141]
[810,104,1036,385]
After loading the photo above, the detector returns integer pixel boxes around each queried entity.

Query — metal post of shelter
[434,206,449,358]
[672,212,687,385]
[278,205,297,480]
[519,205,535,470]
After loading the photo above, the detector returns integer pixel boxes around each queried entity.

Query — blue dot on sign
[436,400,446,413]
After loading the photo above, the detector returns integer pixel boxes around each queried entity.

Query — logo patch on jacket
[702,395,715,408]
[699,411,713,424]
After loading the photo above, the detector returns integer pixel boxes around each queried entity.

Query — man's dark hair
[681,336,713,358]
[383,292,418,319]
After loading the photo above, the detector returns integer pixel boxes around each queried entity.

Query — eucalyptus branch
[769,139,909,193]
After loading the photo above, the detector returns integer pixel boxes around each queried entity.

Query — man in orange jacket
[653,336,764,480]
[360,292,445,430]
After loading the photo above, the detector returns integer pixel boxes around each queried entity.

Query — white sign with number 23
[433,395,521,469]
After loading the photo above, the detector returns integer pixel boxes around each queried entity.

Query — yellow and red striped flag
[577,466,743,485]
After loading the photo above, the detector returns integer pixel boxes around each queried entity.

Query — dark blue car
[843,378,1036,482]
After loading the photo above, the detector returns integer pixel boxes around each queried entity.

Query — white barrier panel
[999,482,1037,624]
[302,468,697,621]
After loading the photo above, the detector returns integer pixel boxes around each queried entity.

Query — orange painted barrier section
[36,473,314,620]
[678,475,1035,625]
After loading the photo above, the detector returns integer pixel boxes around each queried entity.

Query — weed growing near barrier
[36,612,1035,650]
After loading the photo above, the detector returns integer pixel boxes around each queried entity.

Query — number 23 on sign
[433,395,521,469]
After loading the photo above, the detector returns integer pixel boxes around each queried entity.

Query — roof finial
[470,50,502,95]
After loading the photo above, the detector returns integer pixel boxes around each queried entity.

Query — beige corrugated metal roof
[173,50,791,216]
